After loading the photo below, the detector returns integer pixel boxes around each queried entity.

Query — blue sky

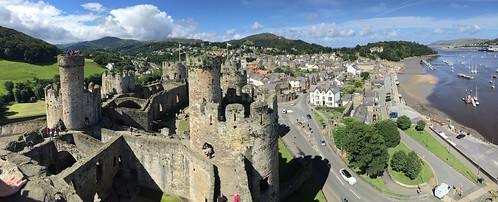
[1,0,498,47]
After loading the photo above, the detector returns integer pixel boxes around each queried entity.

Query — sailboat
[492,79,496,89]
[473,86,479,106]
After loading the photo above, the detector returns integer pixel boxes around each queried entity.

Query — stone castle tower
[187,55,279,201]
[44,55,101,130]
[162,61,187,83]
[101,70,135,97]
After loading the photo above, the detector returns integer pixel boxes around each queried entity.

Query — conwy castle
[1,54,282,202]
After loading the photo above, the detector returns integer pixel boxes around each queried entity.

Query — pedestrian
[233,193,240,202]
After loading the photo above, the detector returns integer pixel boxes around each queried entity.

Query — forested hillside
[0,26,60,64]
[337,41,437,62]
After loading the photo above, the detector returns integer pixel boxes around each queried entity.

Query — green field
[388,142,433,185]
[0,59,106,95]
[3,100,46,119]
[405,127,479,184]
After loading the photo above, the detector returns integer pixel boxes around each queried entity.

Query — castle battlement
[58,55,85,68]
[186,55,223,69]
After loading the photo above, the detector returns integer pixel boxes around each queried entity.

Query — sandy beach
[396,56,483,139]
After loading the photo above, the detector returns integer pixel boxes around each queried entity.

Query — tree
[344,121,389,178]
[391,151,408,172]
[405,151,422,180]
[396,115,411,130]
[4,81,14,93]
[273,67,284,73]
[374,120,400,148]
[360,72,370,80]
[333,126,348,150]
[13,89,21,102]
[415,120,426,131]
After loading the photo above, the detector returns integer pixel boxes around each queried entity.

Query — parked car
[282,109,287,114]
[307,114,312,119]
[339,168,357,185]
[320,139,326,146]
[389,112,398,118]
[456,134,466,139]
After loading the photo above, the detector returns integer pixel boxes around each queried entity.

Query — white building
[346,64,360,76]
[309,85,341,107]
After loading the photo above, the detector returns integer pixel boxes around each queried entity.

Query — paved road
[280,94,391,202]
[277,68,480,201]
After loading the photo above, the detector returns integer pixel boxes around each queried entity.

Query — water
[425,50,498,144]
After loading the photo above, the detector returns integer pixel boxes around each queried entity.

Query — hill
[228,33,332,54]
[0,59,106,95]
[0,26,60,64]
[429,38,489,47]
[64,36,141,51]
[337,41,437,62]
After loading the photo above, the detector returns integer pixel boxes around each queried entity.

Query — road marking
[334,174,344,185]
[349,189,361,199]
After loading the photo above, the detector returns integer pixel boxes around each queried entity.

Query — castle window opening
[260,177,269,192]
[176,94,180,104]
[96,160,103,183]
[260,114,263,124]
[233,113,236,122]
[209,115,213,125]
[211,79,214,85]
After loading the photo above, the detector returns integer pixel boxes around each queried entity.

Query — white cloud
[0,1,198,44]
[251,21,264,30]
[458,24,480,33]
[226,28,236,35]
[81,3,104,12]
[358,26,373,36]
[432,28,445,34]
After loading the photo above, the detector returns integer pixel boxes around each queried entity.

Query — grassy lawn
[388,143,433,185]
[360,174,393,194]
[177,119,189,132]
[285,177,326,202]
[138,187,182,202]
[405,127,479,184]
[0,59,106,95]
[279,138,301,184]
[3,100,46,119]
[311,111,326,128]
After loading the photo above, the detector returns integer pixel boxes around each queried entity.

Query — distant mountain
[63,36,141,51]
[429,38,490,47]
[227,33,333,54]
[0,26,59,64]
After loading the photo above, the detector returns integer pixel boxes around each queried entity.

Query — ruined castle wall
[101,71,135,97]
[148,84,188,120]
[59,136,124,202]
[45,84,63,129]
[23,140,58,168]
[101,129,215,201]
[83,84,101,127]
[162,62,187,82]
[0,119,46,136]
[58,56,85,130]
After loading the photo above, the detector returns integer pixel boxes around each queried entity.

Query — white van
[434,183,451,199]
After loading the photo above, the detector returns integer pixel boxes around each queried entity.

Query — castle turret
[162,62,187,83]
[187,55,222,152]
[221,59,247,102]
[58,55,85,130]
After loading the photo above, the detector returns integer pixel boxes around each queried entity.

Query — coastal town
[1,1,498,202]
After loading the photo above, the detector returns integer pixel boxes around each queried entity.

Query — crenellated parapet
[221,58,248,100]
[101,70,135,98]
[186,55,223,70]
[162,62,187,82]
